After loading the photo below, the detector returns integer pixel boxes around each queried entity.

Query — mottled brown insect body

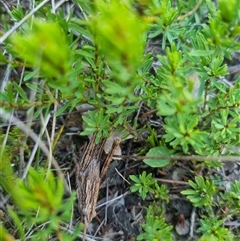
[75,132,120,240]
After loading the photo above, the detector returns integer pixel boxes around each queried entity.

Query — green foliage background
[0,0,240,240]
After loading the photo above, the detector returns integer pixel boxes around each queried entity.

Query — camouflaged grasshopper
[75,132,120,240]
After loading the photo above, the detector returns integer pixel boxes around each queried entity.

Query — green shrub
[0,0,239,240]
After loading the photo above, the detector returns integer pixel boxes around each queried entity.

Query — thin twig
[104,182,109,225]
[22,113,51,180]
[96,191,130,209]
[18,66,28,176]
[115,168,130,185]
[189,207,196,239]
[66,172,74,229]
[0,108,95,128]
[53,0,69,12]
[47,89,58,175]
[1,54,12,91]
[114,155,240,162]
[40,113,53,177]
[21,77,38,178]
[177,0,203,21]
[0,0,50,44]
[156,178,189,185]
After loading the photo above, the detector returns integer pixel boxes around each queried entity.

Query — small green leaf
[181,189,197,195]
[130,175,141,183]
[6,83,14,103]
[189,50,215,56]
[24,69,39,81]
[13,82,29,102]
[143,146,173,168]
[80,128,97,136]
[0,91,10,102]
[56,102,71,116]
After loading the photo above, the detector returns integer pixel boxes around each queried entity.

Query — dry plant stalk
[75,132,120,240]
